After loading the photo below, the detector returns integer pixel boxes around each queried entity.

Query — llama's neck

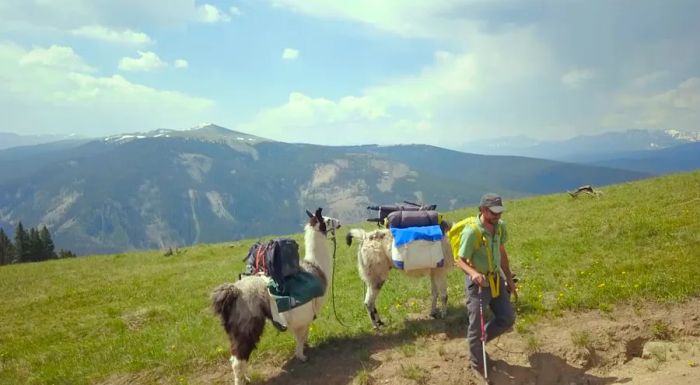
[303,225,332,277]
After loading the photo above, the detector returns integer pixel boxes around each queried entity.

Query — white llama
[212,208,341,385]
[345,221,453,328]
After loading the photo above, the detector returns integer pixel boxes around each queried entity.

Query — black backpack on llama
[242,238,300,293]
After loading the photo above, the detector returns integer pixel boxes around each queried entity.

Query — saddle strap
[255,246,267,274]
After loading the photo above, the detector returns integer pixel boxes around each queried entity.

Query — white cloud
[240,27,555,145]
[666,78,700,109]
[282,48,299,60]
[561,68,596,89]
[71,25,153,45]
[630,71,667,89]
[603,77,700,131]
[0,1,235,33]
[19,45,95,73]
[118,51,167,72]
[0,42,215,136]
[174,59,189,69]
[196,4,231,23]
[262,0,700,145]
[1,0,697,145]
[269,0,480,40]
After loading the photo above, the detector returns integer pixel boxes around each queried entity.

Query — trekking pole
[478,286,489,382]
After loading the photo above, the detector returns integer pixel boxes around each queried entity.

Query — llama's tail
[211,283,240,330]
[346,228,367,246]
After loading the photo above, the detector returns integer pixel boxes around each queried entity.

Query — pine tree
[58,249,77,259]
[39,226,57,260]
[0,228,14,265]
[28,227,42,262]
[13,222,29,263]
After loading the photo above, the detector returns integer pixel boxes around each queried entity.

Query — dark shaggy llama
[212,208,341,385]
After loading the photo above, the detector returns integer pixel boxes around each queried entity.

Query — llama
[211,208,341,385]
[345,221,453,329]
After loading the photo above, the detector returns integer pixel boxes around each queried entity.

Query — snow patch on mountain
[102,124,269,146]
[665,129,700,142]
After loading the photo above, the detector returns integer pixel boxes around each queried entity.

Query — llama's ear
[315,208,327,233]
[306,210,313,218]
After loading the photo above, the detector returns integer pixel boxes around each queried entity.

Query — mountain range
[459,128,700,163]
[591,141,700,175]
[0,132,86,150]
[0,124,666,255]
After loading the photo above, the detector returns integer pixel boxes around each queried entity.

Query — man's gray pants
[466,276,516,369]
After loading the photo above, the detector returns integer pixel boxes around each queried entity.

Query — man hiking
[455,193,516,378]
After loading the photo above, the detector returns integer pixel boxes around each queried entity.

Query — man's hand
[505,275,515,292]
[506,275,518,301]
[470,272,486,287]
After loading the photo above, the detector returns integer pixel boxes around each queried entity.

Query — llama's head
[305,208,342,236]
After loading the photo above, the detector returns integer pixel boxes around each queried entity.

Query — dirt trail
[203,298,700,385]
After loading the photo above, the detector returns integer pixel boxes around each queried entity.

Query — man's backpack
[242,238,300,293]
[447,216,502,261]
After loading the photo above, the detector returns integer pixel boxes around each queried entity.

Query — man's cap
[480,193,505,213]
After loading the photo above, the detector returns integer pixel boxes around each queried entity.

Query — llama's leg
[430,271,449,319]
[429,274,439,318]
[364,280,385,328]
[230,356,248,385]
[293,326,309,361]
[227,316,265,385]
[438,274,448,319]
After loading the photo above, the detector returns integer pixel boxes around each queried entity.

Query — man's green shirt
[458,216,508,275]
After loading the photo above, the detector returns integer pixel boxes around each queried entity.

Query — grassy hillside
[1,171,698,385]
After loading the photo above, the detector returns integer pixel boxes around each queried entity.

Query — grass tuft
[353,367,374,385]
[571,330,594,351]
[651,320,673,341]
[399,364,429,384]
[399,342,417,357]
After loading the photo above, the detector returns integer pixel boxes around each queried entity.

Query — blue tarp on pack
[390,225,443,247]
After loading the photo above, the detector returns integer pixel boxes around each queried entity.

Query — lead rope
[329,229,347,327]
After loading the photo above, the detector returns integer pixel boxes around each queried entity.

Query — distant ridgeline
[0,125,652,255]
[0,222,76,265]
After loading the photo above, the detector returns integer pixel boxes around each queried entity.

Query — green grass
[1,170,699,384]
[571,330,593,351]
[651,320,672,341]
[352,367,374,385]
[399,363,429,384]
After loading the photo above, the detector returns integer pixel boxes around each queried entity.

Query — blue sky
[0,0,698,149]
